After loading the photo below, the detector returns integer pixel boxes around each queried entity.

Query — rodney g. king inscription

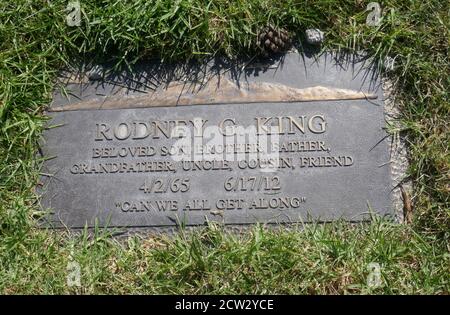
[39,53,393,228]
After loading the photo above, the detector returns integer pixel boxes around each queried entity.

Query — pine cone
[258,25,292,56]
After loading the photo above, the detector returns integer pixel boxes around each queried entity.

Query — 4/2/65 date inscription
[139,178,190,193]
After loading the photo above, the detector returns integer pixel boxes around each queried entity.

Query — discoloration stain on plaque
[50,77,377,112]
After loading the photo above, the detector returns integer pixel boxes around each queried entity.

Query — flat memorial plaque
[40,53,393,228]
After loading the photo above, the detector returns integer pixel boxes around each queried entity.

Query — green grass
[1,221,449,294]
[0,0,449,294]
